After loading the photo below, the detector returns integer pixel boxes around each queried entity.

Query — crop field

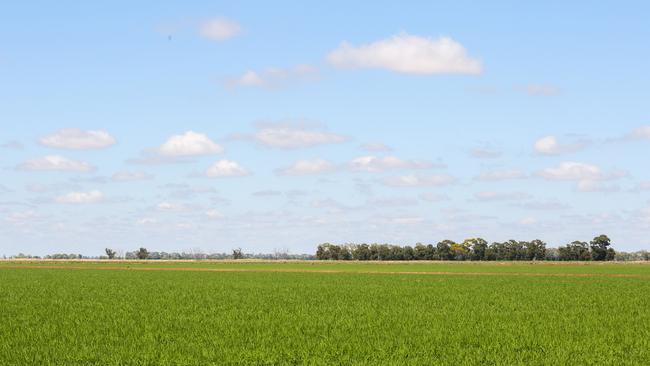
[1,261,649,365]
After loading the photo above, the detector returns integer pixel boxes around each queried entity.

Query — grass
[1,261,649,365]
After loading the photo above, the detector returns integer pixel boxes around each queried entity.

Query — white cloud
[137,217,157,225]
[5,210,41,226]
[360,143,393,152]
[55,190,104,204]
[327,33,482,75]
[470,148,501,159]
[576,180,620,193]
[17,155,94,172]
[205,209,224,219]
[199,18,241,41]
[156,202,183,211]
[158,131,223,157]
[206,160,249,178]
[474,191,530,201]
[539,161,604,181]
[227,65,319,89]
[254,123,346,149]
[278,159,335,176]
[524,84,561,96]
[628,126,650,140]
[383,174,455,187]
[534,136,586,155]
[111,171,153,182]
[350,156,439,172]
[40,129,116,150]
[539,161,626,191]
[518,217,537,225]
[475,169,527,181]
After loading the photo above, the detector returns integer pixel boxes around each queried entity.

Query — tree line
[316,235,618,261]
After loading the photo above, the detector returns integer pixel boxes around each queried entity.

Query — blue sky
[1,1,649,255]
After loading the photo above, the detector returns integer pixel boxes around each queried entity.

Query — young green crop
[1,262,649,365]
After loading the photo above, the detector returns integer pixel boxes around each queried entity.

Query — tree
[136,247,149,260]
[105,248,116,259]
[590,235,613,261]
[559,241,590,261]
[451,242,470,261]
[525,240,547,261]
[402,246,415,261]
[465,238,488,261]
[232,248,244,260]
[436,240,455,261]
[414,243,435,260]
[340,245,352,260]
[352,244,371,260]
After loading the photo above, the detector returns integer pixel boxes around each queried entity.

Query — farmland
[1,261,649,365]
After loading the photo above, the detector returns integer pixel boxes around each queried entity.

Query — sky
[1,0,649,255]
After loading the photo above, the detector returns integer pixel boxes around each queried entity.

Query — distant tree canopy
[105,248,116,260]
[232,248,244,260]
[135,247,149,260]
[316,235,616,261]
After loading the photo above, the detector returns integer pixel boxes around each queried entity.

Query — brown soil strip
[0,265,645,279]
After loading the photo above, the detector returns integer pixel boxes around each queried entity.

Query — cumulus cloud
[199,17,241,41]
[475,169,527,181]
[156,202,187,211]
[226,65,319,89]
[383,174,455,187]
[16,155,95,172]
[327,33,482,75]
[253,123,346,149]
[539,161,605,181]
[349,156,440,172]
[474,191,531,202]
[534,136,587,155]
[158,131,223,157]
[539,161,626,191]
[111,171,153,182]
[277,159,335,176]
[206,160,249,178]
[55,190,104,204]
[360,143,393,152]
[40,129,116,150]
[137,217,157,225]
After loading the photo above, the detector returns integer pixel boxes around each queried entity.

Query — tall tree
[465,238,488,261]
[436,240,456,261]
[136,247,149,260]
[590,235,613,261]
[105,248,116,259]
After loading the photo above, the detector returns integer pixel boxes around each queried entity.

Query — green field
[1,261,649,365]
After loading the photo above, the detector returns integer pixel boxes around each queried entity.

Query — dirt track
[0,264,645,278]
